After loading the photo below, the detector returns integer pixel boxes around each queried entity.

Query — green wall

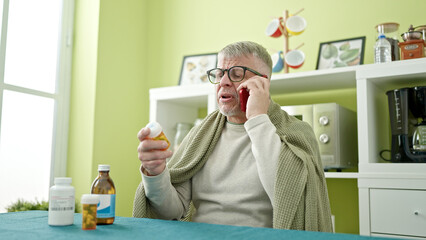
[68,0,426,234]
[68,0,148,217]
[68,0,100,207]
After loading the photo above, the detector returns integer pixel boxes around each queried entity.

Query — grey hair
[218,41,272,74]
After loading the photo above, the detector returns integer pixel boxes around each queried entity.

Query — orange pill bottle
[81,194,99,230]
[146,121,170,150]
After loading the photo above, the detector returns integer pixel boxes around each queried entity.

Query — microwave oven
[281,103,358,170]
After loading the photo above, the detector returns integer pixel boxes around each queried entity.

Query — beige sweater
[133,100,333,231]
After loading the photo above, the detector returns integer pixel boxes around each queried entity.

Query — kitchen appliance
[386,86,426,163]
[281,103,357,170]
[415,25,426,56]
[399,25,424,60]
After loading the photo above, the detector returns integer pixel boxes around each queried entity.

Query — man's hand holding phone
[237,74,270,119]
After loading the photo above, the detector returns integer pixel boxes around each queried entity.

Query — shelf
[355,58,426,237]
[356,58,426,173]
[357,58,426,81]
[358,163,426,176]
[150,58,425,99]
[150,64,360,97]
[356,58,426,91]
[149,84,214,108]
[270,66,357,94]
[325,172,359,179]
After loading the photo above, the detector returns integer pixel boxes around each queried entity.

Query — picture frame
[316,36,366,70]
[179,53,217,85]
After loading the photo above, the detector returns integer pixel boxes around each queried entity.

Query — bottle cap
[54,177,72,185]
[378,34,386,39]
[98,164,110,171]
[81,194,99,204]
[146,121,162,138]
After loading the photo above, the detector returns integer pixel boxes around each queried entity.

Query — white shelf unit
[356,58,426,239]
[150,58,426,237]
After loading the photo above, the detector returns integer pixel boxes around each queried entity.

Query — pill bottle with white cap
[48,177,75,226]
[145,121,170,150]
[81,194,99,230]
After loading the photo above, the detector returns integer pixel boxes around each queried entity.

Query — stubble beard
[217,89,245,120]
[218,99,246,120]
[219,103,239,117]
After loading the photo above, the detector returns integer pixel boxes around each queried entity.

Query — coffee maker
[386,86,426,163]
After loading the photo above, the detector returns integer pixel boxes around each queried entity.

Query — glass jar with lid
[173,122,193,152]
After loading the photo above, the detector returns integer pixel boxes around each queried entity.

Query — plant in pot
[6,198,80,213]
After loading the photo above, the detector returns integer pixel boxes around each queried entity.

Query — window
[0,0,74,212]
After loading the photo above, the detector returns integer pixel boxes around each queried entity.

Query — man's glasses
[206,66,266,84]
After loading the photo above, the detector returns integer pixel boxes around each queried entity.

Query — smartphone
[239,74,268,112]
[239,88,249,112]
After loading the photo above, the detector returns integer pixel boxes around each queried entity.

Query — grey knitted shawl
[133,100,333,231]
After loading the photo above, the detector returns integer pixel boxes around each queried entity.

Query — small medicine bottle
[91,164,116,225]
[81,194,99,230]
[48,177,75,226]
[146,121,170,150]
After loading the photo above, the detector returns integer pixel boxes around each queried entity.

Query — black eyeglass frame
[206,66,267,84]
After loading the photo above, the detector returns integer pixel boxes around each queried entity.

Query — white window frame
[0,0,74,186]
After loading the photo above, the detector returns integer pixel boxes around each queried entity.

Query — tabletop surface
[0,211,396,240]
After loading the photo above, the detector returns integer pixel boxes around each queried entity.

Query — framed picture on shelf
[316,36,366,70]
[179,53,217,85]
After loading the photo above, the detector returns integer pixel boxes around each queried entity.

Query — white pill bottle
[48,177,75,226]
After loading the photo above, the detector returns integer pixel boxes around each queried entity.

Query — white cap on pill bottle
[146,121,163,138]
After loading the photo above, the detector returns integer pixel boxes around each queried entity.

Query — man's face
[215,54,267,123]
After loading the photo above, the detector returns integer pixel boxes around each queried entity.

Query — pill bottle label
[50,195,75,212]
[93,194,116,218]
[48,194,75,226]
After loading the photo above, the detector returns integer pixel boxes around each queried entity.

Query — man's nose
[219,71,232,87]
